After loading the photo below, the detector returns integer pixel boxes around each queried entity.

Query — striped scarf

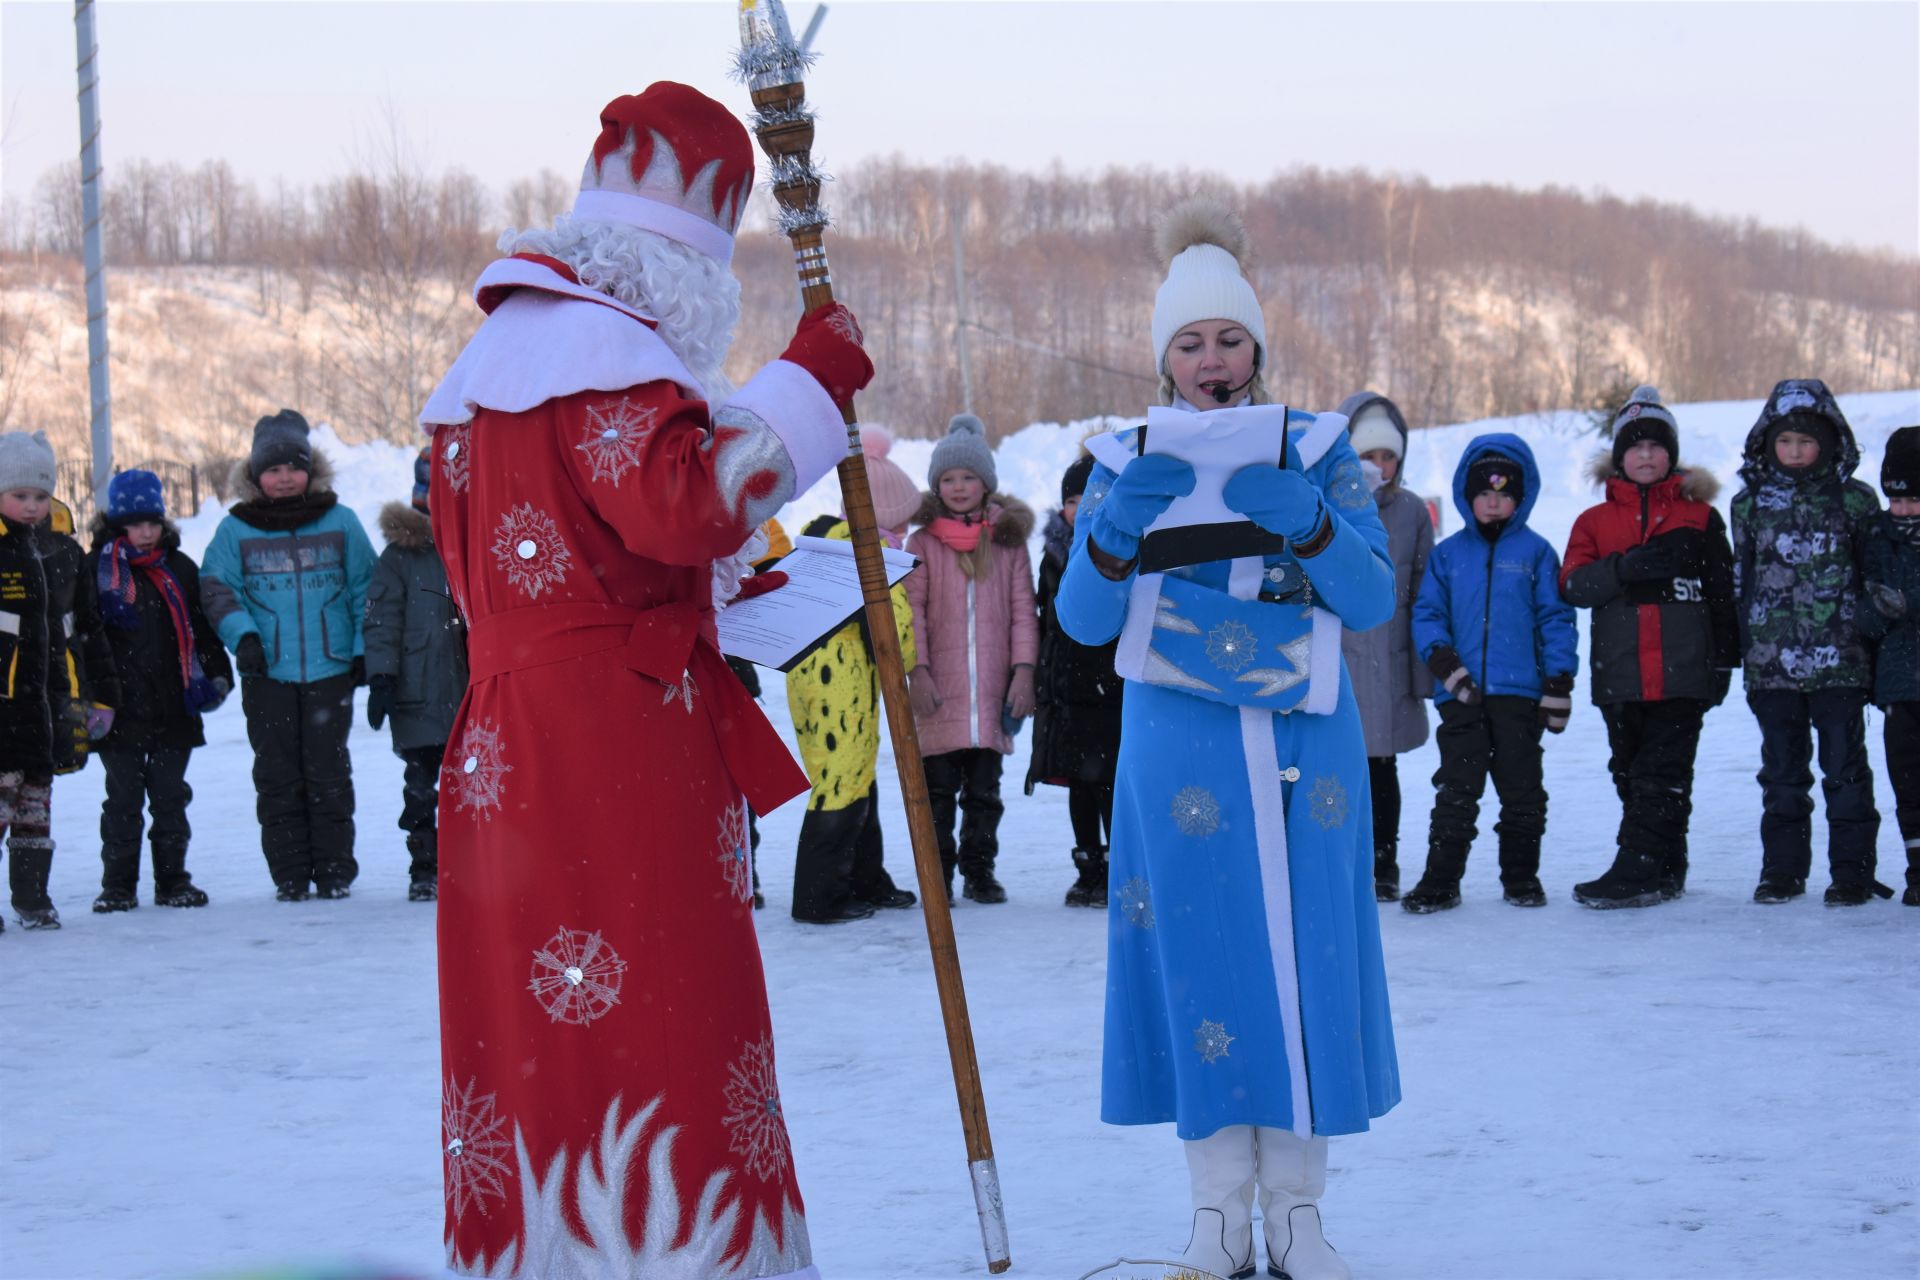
[98,537,196,692]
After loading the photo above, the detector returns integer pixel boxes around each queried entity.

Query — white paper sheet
[717,535,919,671]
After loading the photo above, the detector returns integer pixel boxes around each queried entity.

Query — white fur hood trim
[419,258,703,429]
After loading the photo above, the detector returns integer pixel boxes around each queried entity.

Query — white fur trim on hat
[570,189,735,265]
[1151,198,1266,370]
[1347,408,1403,460]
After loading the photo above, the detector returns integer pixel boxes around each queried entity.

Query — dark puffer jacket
[84,517,231,753]
[1729,379,1880,692]
[43,499,120,771]
[1858,515,1920,707]
[0,515,61,773]
[1560,454,1738,704]
[1024,509,1123,795]
[364,502,467,751]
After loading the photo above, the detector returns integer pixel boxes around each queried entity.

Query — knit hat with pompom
[1609,384,1680,474]
[853,425,922,530]
[927,413,997,493]
[1151,197,1267,374]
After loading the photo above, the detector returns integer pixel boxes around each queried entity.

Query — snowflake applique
[1206,619,1258,672]
[823,307,864,346]
[446,718,512,819]
[528,927,628,1025]
[661,670,699,713]
[1329,456,1372,510]
[1119,877,1154,930]
[716,800,753,903]
[442,1076,512,1221]
[491,503,573,600]
[722,1034,793,1182]
[575,396,656,486]
[1308,775,1349,830]
[439,423,471,493]
[1170,786,1221,837]
[1194,1019,1235,1064]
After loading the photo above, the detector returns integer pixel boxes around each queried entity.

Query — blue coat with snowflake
[1057,405,1401,1140]
[1412,433,1577,703]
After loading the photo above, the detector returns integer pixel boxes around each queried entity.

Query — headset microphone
[1206,370,1259,405]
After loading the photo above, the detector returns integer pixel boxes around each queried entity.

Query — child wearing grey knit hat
[0,430,58,497]
[926,413,998,494]
[249,409,313,480]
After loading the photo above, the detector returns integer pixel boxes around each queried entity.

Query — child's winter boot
[152,845,208,907]
[10,841,59,929]
[1175,1126,1257,1280]
[1402,844,1463,913]
[1572,849,1665,909]
[1254,1128,1350,1280]
[1373,842,1399,902]
[1065,848,1108,907]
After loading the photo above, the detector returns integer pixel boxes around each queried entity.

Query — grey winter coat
[1337,393,1432,756]
[364,503,467,751]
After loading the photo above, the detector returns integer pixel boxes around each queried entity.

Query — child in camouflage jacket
[1730,378,1884,906]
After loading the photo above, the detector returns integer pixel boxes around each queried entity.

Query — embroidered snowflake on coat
[717,800,753,903]
[1194,1019,1236,1063]
[491,503,573,600]
[439,423,471,493]
[1170,786,1222,837]
[1205,619,1258,672]
[528,927,628,1025]
[662,670,699,713]
[442,1075,512,1221]
[575,396,657,486]
[722,1034,793,1182]
[1308,774,1349,830]
[1329,456,1372,511]
[446,718,512,819]
[1119,877,1155,930]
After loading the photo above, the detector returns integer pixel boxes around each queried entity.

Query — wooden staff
[734,3,1011,1272]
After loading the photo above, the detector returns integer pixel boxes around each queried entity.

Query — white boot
[1172,1126,1257,1279]
[1254,1128,1350,1280]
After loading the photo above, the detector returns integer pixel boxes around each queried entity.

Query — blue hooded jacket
[1411,432,1577,702]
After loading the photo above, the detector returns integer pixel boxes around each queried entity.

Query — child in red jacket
[1559,386,1738,907]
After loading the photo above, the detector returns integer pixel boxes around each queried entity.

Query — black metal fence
[56,459,204,530]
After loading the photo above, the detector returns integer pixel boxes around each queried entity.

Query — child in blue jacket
[1406,434,1578,912]
[201,410,374,900]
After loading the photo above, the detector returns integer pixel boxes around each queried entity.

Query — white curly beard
[499,218,738,400]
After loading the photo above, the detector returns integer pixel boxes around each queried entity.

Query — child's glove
[909,666,942,718]
[366,675,394,731]
[1085,455,1197,563]
[1006,664,1036,719]
[1867,580,1908,620]
[236,634,268,679]
[1426,646,1480,705]
[1223,464,1328,546]
[779,303,874,411]
[1539,674,1574,733]
[84,705,115,741]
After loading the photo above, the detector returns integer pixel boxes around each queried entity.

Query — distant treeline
[4,154,1916,448]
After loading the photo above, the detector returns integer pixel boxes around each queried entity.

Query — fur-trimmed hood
[226,447,338,505]
[378,501,434,550]
[911,492,1035,547]
[1585,449,1721,504]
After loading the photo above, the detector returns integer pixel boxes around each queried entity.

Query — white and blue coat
[1057,404,1402,1139]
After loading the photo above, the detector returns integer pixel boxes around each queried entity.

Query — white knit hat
[1347,405,1404,460]
[1151,198,1267,373]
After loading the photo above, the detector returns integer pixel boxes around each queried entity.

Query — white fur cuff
[721,359,849,495]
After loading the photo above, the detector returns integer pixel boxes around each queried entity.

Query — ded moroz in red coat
[420,250,844,1279]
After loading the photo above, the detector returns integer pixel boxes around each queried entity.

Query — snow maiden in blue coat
[1057,198,1397,1280]
[1405,434,1578,913]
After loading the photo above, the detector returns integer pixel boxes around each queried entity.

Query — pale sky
[2,0,1916,255]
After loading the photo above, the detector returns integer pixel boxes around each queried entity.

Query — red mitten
[780,304,874,410]
[733,570,789,601]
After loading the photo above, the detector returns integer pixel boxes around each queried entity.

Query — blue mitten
[1086,454,1197,560]
[1223,464,1326,543]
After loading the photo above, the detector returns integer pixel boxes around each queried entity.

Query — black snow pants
[242,672,357,891]
[791,784,907,920]
[1067,778,1114,861]
[1884,702,1920,893]
[98,746,195,895]
[1600,699,1708,881]
[1747,687,1879,888]
[1424,695,1546,887]
[923,748,1004,882]
[398,743,442,881]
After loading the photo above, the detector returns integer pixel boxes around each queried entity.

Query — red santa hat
[572,83,755,265]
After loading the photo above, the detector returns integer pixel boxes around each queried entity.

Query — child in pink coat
[905,414,1039,903]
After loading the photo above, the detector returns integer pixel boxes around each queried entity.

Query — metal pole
[951,193,974,415]
[74,0,113,498]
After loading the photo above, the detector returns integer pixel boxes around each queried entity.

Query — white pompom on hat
[1151,197,1267,373]
[0,429,57,496]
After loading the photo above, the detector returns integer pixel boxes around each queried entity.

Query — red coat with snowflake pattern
[427,260,834,1280]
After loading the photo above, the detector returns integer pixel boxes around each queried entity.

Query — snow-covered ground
[4,393,1919,1280]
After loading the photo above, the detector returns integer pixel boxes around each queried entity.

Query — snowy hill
[4,392,1918,1279]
